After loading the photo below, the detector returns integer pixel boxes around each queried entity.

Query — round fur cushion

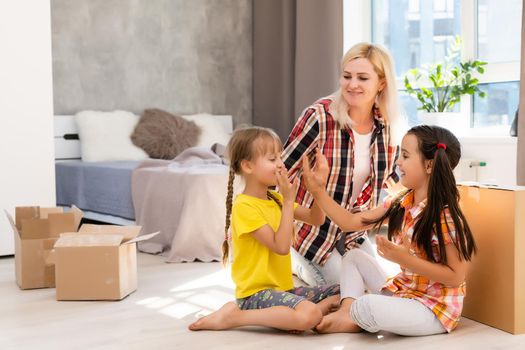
[131,108,201,159]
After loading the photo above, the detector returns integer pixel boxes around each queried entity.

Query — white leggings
[341,248,447,336]
[291,236,375,286]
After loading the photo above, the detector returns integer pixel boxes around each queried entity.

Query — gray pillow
[131,108,201,159]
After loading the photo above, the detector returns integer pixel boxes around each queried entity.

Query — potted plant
[404,36,487,135]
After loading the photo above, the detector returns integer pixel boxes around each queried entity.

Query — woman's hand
[301,148,329,195]
[276,167,298,203]
[376,235,411,265]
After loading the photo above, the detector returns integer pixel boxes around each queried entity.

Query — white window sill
[459,136,517,145]
[457,127,517,144]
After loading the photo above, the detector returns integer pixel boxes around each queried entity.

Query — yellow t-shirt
[231,191,296,299]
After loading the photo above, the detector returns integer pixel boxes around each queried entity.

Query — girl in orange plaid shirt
[302,125,476,336]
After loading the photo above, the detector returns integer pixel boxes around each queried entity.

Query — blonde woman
[282,42,406,286]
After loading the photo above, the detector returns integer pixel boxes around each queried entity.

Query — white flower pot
[419,112,470,137]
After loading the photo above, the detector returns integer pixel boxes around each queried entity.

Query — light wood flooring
[1,253,525,349]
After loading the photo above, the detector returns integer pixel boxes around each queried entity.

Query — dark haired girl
[302,125,476,336]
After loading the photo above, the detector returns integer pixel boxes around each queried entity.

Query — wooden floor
[1,253,525,349]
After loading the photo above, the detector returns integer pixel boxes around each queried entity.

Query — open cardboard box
[53,224,159,301]
[4,206,83,290]
[459,183,525,334]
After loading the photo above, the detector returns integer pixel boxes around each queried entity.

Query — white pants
[341,248,447,336]
[291,236,375,286]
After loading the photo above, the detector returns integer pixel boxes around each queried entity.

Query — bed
[55,115,138,225]
[54,112,236,262]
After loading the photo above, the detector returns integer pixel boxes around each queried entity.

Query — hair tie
[436,143,447,151]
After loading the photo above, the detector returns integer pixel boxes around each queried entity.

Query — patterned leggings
[237,284,340,310]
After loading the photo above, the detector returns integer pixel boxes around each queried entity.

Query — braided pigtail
[222,167,235,265]
[266,190,282,209]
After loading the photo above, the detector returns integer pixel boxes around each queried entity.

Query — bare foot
[316,295,340,316]
[188,302,239,331]
[314,308,361,334]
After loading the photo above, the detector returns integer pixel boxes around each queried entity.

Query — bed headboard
[54,115,81,160]
[53,114,234,161]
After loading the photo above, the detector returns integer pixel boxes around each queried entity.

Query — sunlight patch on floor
[159,302,204,319]
[170,269,235,293]
[185,289,232,309]
[134,269,236,319]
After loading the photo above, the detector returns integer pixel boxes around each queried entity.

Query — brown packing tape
[15,207,39,230]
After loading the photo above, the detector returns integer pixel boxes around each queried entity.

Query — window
[473,81,519,129]
[349,0,522,134]
[477,0,522,63]
[372,0,461,78]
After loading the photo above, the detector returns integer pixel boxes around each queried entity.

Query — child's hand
[376,235,411,265]
[313,148,329,186]
[301,148,329,195]
[276,168,298,203]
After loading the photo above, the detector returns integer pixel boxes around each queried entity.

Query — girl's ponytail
[409,126,476,264]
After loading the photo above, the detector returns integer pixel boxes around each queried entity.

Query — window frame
[343,0,520,134]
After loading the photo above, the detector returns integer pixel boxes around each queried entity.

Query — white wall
[455,137,518,186]
[0,1,55,255]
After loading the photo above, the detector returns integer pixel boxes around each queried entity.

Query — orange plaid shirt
[383,191,465,332]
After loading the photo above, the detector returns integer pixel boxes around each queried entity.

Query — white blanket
[132,147,239,262]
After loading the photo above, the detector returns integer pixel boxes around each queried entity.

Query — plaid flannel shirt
[383,191,466,333]
[282,96,399,265]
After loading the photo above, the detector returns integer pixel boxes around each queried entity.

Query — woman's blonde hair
[331,42,405,144]
[221,126,284,265]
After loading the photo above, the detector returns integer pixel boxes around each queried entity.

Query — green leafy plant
[404,37,487,113]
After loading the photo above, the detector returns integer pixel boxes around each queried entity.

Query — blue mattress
[55,160,139,220]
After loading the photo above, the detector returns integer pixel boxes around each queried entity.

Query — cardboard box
[4,206,83,290]
[459,184,525,334]
[54,224,158,301]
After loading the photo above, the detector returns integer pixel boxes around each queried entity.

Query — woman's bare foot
[314,306,361,333]
[188,302,240,331]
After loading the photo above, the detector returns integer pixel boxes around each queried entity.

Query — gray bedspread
[132,146,241,262]
[55,160,139,220]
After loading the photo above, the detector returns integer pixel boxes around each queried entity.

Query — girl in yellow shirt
[189,126,340,332]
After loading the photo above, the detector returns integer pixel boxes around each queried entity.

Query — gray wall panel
[51,0,252,125]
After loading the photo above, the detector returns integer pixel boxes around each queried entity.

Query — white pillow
[75,110,148,162]
[181,113,232,149]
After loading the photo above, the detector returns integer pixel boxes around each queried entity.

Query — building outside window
[347,0,522,134]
